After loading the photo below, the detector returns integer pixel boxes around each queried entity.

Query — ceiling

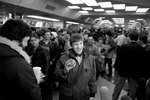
[54,0,150,23]
[0,1,87,24]
[0,0,150,25]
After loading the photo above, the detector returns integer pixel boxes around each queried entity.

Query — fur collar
[0,36,31,64]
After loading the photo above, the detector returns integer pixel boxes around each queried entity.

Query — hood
[0,36,31,64]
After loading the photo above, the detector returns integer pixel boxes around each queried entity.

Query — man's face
[72,40,84,55]
[30,37,40,47]
[44,32,51,40]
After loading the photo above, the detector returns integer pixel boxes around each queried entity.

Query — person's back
[0,44,41,100]
[114,32,145,100]
[0,19,42,100]
[116,34,144,78]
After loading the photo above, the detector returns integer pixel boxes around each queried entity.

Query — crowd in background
[1,19,150,100]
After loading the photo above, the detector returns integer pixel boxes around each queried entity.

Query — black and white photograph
[0,0,150,100]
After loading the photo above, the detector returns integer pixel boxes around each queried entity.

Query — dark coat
[55,49,97,100]
[31,46,50,75]
[0,43,42,100]
[144,44,150,78]
[114,41,145,78]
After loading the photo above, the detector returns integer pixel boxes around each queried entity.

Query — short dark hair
[129,31,139,41]
[0,19,31,42]
[30,32,40,39]
[36,28,50,37]
[105,30,113,37]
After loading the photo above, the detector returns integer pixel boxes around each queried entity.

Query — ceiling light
[27,15,60,21]
[113,4,125,10]
[136,8,149,13]
[35,21,43,27]
[105,10,115,13]
[125,6,138,11]
[121,25,125,27]
[81,0,98,6]
[79,11,89,14]
[115,24,119,27]
[129,20,135,23]
[66,21,79,24]
[68,6,80,9]
[99,2,112,8]
[136,19,143,21]
[94,9,104,12]
[112,18,124,24]
[65,0,83,4]
[82,7,93,10]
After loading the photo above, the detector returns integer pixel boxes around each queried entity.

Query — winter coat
[31,46,50,75]
[55,49,97,100]
[114,41,145,78]
[0,37,42,100]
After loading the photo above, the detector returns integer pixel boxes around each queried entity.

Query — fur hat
[70,33,83,45]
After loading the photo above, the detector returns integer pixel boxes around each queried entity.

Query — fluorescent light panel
[68,6,80,9]
[65,0,83,4]
[136,8,149,13]
[129,20,135,23]
[113,4,125,10]
[94,9,104,12]
[79,11,89,13]
[82,7,93,10]
[81,0,98,6]
[105,10,115,13]
[66,21,79,24]
[121,24,125,27]
[112,18,124,24]
[27,15,60,21]
[115,24,119,27]
[99,2,112,8]
[125,6,138,11]
[136,19,143,21]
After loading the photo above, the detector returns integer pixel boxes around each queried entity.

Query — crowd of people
[1,19,150,100]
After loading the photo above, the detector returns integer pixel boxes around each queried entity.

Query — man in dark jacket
[55,33,97,100]
[113,31,145,100]
[0,19,42,100]
[29,33,51,100]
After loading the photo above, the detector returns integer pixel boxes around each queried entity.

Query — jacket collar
[0,36,31,64]
[68,48,87,59]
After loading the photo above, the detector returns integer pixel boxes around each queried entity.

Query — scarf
[0,36,31,64]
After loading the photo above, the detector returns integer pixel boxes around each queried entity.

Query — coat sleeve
[88,56,97,97]
[55,56,68,81]
[9,57,42,100]
[113,46,121,72]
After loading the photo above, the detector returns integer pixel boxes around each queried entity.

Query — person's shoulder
[88,54,95,58]
[3,56,32,78]
[145,44,150,51]
[121,42,130,47]
[38,46,49,53]
[8,56,31,69]
[119,44,129,51]
[85,53,96,61]
[58,50,70,61]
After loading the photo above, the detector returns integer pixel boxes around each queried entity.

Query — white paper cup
[33,67,42,83]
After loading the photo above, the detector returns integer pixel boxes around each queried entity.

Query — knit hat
[70,33,83,45]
